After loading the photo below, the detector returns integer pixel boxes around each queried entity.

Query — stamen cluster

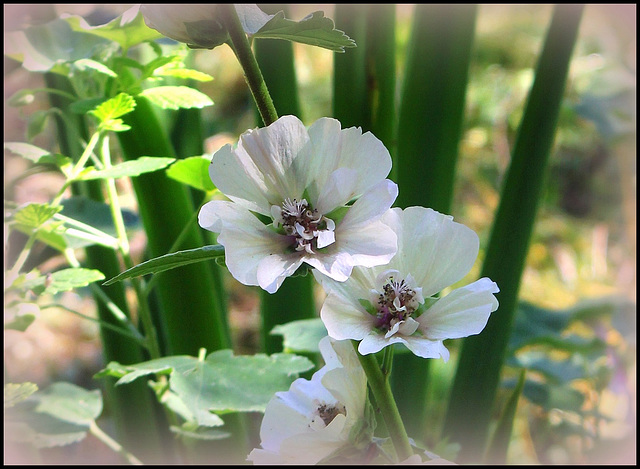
[313,402,346,427]
[374,275,421,332]
[275,198,335,254]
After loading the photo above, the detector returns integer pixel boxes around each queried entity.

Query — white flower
[199,115,398,293]
[313,207,499,361]
[140,4,273,49]
[247,336,368,465]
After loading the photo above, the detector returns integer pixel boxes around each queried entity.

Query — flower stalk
[219,4,278,126]
[353,340,413,462]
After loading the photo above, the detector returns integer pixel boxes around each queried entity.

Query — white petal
[238,115,309,200]
[357,332,408,355]
[199,201,290,289]
[392,206,480,297]
[339,179,398,229]
[234,4,273,35]
[304,251,353,282]
[256,254,304,294]
[305,119,392,201]
[418,278,499,340]
[397,317,420,336]
[313,267,379,308]
[402,337,451,361]
[314,167,359,214]
[320,293,376,342]
[334,218,397,269]
[208,143,273,215]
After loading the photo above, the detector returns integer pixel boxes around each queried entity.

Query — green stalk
[354,342,413,462]
[392,4,477,442]
[442,5,585,462]
[117,96,231,356]
[219,4,278,126]
[332,4,369,129]
[365,4,397,167]
[253,4,316,356]
[43,72,168,463]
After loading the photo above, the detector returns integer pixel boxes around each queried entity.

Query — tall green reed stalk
[442,4,585,462]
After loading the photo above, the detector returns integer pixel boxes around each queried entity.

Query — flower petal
[418,277,499,340]
[387,206,480,297]
[238,115,309,201]
[402,337,450,361]
[199,200,290,289]
[340,179,398,229]
[256,253,304,294]
[320,292,376,342]
[314,167,360,214]
[304,119,392,203]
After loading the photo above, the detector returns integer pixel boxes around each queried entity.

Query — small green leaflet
[270,318,328,353]
[104,245,224,285]
[16,268,105,296]
[89,92,136,131]
[166,156,216,192]
[139,86,214,110]
[252,10,356,52]
[12,203,62,229]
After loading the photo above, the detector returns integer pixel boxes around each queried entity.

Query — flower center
[272,198,336,254]
[311,402,346,428]
[372,270,424,333]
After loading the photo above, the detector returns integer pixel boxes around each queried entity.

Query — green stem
[381,345,394,378]
[353,341,413,462]
[89,421,144,465]
[220,4,278,126]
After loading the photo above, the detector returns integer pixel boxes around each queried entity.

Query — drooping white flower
[313,207,499,360]
[247,336,369,465]
[199,115,398,293]
[140,4,273,49]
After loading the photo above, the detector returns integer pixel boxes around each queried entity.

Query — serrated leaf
[170,425,230,441]
[166,156,216,192]
[89,92,136,123]
[99,350,314,417]
[26,109,53,141]
[4,142,72,175]
[270,318,328,353]
[103,245,224,285]
[80,156,175,180]
[5,383,38,408]
[63,5,162,51]
[139,85,213,110]
[253,10,356,52]
[12,203,62,229]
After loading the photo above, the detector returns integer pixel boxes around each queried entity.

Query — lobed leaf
[165,156,216,192]
[253,10,356,52]
[270,318,328,353]
[4,383,38,408]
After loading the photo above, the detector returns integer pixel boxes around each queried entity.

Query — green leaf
[507,352,586,385]
[31,382,102,426]
[71,58,117,77]
[170,425,230,441]
[80,156,175,181]
[509,378,585,413]
[4,383,38,408]
[4,18,110,73]
[139,86,214,110]
[20,268,105,295]
[5,382,101,449]
[26,109,54,141]
[89,92,136,127]
[103,245,224,285]
[253,10,356,52]
[12,203,62,229]
[63,5,163,51]
[3,301,39,331]
[153,67,214,82]
[4,142,72,173]
[165,156,215,192]
[98,350,314,417]
[270,318,328,353]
